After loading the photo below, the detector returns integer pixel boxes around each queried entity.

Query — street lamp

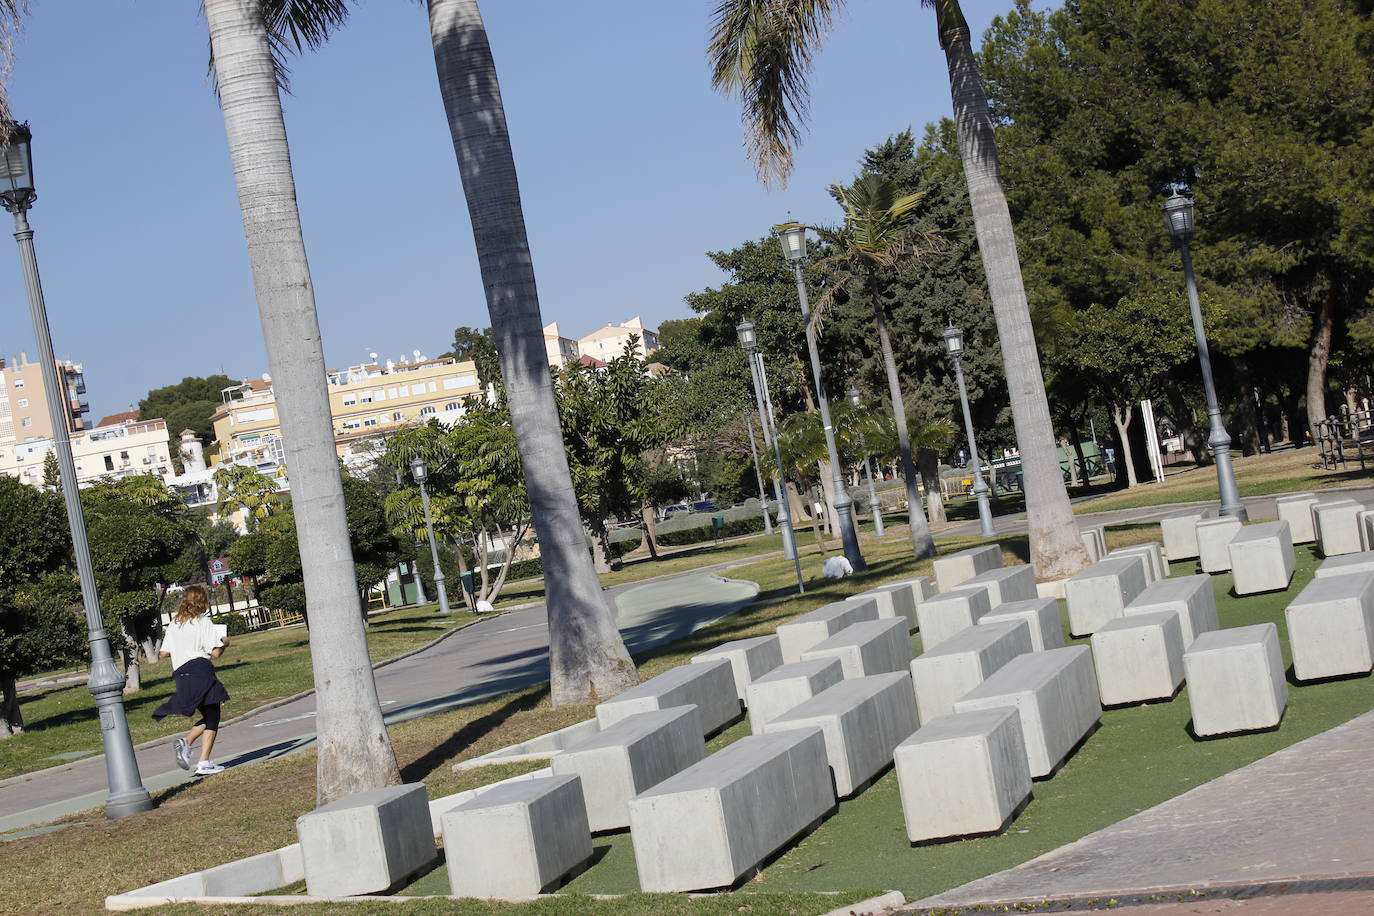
[776,223,866,571]
[0,121,153,819]
[737,320,804,593]
[409,456,453,614]
[1162,189,1247,520]
[943,325,998,538]
[846,387,884,536]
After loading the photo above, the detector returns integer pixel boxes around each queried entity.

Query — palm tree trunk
[204,0,400,804]
[939,14,1089,579]
[918,448,947,524]
[871,286,935,558]
[815,461,837,535]
[428,0,636,704]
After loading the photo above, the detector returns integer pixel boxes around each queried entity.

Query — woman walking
[153,585,231,776]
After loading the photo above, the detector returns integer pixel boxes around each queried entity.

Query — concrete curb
[820,891,907,916]
[0,613,497,791]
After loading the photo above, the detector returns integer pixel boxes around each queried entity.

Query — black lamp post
[410,456,453,614]
[943,325,998,538]
[846,387,885,536]
[0,121,154,819]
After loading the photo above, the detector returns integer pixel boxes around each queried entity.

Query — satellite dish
[261,373,271,382]
[412,349,423,360]
[369,351,378,362]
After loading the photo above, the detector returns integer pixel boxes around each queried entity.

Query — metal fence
[1315,407,1374,470]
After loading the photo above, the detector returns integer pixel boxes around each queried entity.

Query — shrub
[211,612,250,637]
[507,557,544,582]
[656,516,765,547]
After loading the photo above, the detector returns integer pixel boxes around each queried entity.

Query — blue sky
[2,1,1031,421]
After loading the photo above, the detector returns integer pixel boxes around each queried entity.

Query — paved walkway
[907,711,1374,913]
[0,563,759,835]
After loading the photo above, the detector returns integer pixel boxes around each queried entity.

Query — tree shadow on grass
[399,687,550,782]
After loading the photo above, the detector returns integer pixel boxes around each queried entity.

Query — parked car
[690,500,716,513]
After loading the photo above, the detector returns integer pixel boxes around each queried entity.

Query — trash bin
[711,514,725,541]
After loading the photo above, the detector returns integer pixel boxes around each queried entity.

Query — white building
[543,322,580,368]
[0,416,173,489]
[576,316,660,362]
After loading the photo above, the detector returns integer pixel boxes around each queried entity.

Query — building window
[411,383,426,396]
[363,417,378,427]
[342,394,357,406]
[374,389,386,402]
[419,406,436,416]
[20,417,31,428]
[12,379,23,388]
[104,455,114,471]
[343,420,361,430]
[428,381,437,393]
[392,411,404,422]
[388,388,398,399]
[444,402,461,412]
[359,392,373,403]
[15,398,26,408]
[120,451,129,461]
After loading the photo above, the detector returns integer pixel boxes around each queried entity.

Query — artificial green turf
[403,543,1373,903]
[164,892,882,915]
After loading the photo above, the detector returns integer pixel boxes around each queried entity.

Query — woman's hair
[174,586,210,625]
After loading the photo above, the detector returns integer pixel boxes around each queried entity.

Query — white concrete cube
[762,671,919,797]
[1274,492,1318,544]
[980,598,1065,652]
[1313,499,1365,557]
[954,645,1101,778]
[910,619,1032,722]
[1359,509,1374,551]
[691,635,783,702]
[894,708,1032,842]
[1183,624,1287,736]
[934,544,1003,592]
[964,564,1038,608]
[595,658,739,736]
[442,774,592,899]
[551,706,705,832]
[1228,520,1296,595]
[1089,611,1185,705]
[775,597,880,664]
[1105,549,1153,590]
[1109,542,1167,584]
[850,579,928,632]
[745,657,845,733]
[1080,526,1108,562]
[800,617,911,679]
[1160,509,1208,561]
[1314,551,1374,579]
[1284,573,1374,681]
[1064,556,1148,636]
[916,587,993,651]
[1196,516,1244,573]
[628,728,835,893]
[297,783,438,897]
[1125,574,1219,647]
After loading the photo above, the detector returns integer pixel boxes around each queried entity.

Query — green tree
[41,450,59,490]
[445,325,500,387]
[138,374,236,469]
[213,464,282,532]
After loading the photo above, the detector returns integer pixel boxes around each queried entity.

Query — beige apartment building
[0,416,173,488]
[576,316,660,362]
[543,322,580,368]
[210,355,484,475]
[0,352,89,446]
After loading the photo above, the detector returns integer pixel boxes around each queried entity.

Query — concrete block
[1125,574,1219,647]
[1314,551,1374,579]
[934,544,1003,592]
[692,635,783,702]
[776,598,880,664]
[980,598,1064,652]
[916,587,993,651]
[1196,516,1244,573]
[443,774,592,899]
[954,646,1101,778]
[1313,499,1365,557]
[1183,624,1287,736]
[850,578,929,632]
[965,564,1039,608]
[800,617,912,679]
[1284,573,1374,681]
[1360,509,1374,551]
[894,708,1032,842]
[1064,556,1148,636]
[1228,521,1296,595]
[628,728,835,892]
[763,672,919,797]
[910,619,1033,722]
[1108,542,1167,584]
[1105,549,1152,589]
[297,783,438,897]
[1160,509,1208,561]
[1274,492,1318,544]
[1089,611,1185,705]
[595,658,739,737]
[1080,527,1108,562]
[551,706,705,832]
[746,657,845,733]
[200,848,297,897]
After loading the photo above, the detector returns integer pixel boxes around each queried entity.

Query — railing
[1315,408,1374,470]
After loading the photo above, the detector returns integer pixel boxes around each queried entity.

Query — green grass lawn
[0,604,481,781]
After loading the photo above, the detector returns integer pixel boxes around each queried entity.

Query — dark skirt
[152,657,230,720]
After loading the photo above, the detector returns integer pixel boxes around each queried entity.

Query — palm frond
[0,1,27,136]
[708,0,843,187]
[204,0,352,96]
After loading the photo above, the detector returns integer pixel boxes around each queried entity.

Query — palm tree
[426,0,638,704]
[815,173,937,560]
[201,0,400,804]
[709,0,1090,578]
[213,463,281,532]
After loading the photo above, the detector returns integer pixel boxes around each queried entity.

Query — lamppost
[0,122,154,819]
[409,456,452,614]
[776,222,866,572]
[1162,190,1247,520]
[742,411,774,535]
[942,325,998,538]
[846,387,885,536]
[737,320,804,593]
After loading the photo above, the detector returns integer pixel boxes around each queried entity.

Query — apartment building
[576,316,660,362]
[543,322,580,368]
[0,415,173,488]
[210,354,484,475]
[0,352,89,445]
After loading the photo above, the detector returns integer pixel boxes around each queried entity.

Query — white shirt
[159,614,224,672]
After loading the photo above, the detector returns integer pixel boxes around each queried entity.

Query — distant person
[153,585,231,777]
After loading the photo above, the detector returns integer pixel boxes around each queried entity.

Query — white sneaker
[173,738,191,771]
[194,760,225,776]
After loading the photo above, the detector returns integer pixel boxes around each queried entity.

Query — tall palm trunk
[428,0,636,704]
[870,279,935,558]
[918,448,947,524]
[939,15,1089,579]
[204,0,400,803]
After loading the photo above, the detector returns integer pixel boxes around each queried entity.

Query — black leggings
[195,703,222,732]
